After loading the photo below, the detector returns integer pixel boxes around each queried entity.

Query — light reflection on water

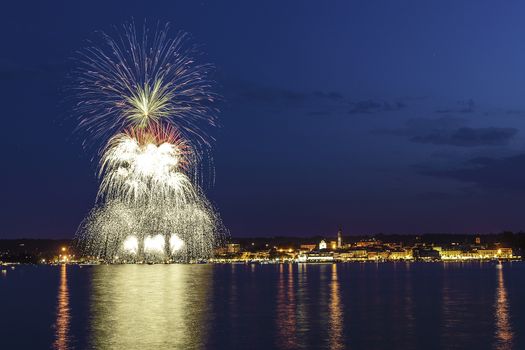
[1,262,519,349]
[88,265,213,350]
[494,265,513,350]
[53,265,71,350]
[276,264,298,349]
[329,264,344,350]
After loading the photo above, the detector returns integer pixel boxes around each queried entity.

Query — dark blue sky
[2,1,525,238]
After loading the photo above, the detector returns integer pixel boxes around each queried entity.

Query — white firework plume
[78,124,225,262]
[98,125,197,206]
[73,22,227,262]
[77,200,223,262]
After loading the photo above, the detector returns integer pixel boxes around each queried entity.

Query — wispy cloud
[435,99,475,114]
[375,117,517,147]
[348,100,406,114]
[417,154,525,191]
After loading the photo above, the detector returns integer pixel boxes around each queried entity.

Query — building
[336,249,367,261]
[319,240,327,250]
[337,227,343,249]
[300,244,317,252]
[367,250,390,261]
[298,251,334,263]
[413,247,441,261]
[226,243,241,254]
[477,248,513,259]
[439,249,463,260]
[389,249,413,260]
[356,238,380,248]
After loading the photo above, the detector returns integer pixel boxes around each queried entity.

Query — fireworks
[74,22,225,262]
[73,22,218,154]
[98,125,197,206]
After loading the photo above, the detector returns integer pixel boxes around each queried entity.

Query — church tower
[337,226,343,249]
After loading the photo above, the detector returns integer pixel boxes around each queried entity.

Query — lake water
[0,262,523,349]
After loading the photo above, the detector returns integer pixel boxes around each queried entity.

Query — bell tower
[337,226,343,249]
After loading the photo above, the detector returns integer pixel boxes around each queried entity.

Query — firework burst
[73,22,225,262]
[74,22,218,149]
[98,124,197,206]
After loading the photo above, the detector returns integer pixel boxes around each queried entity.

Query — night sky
[2,1,525,238]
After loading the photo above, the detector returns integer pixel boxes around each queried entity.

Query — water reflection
[53,265,71,350]
[296,264,309,348]
[276,264,297,349]
[494,265,513,350]
[329,264,344,350]
[403,263,415,345]
[36,263,523,350]
[89,265,212,350]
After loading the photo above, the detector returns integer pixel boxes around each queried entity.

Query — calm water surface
[1,262,524,349]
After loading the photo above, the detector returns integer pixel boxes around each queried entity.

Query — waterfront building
[413,247,441,261]
[298,251,334,263]
[227,243,241,254]
[336,249,367,261]
[439,249,463,260]
[366,250,390,261]
[239,251,271,261]
[319,240,327,250]
[477,248,513,259]
[300,244,317,252]
[389,249,413,260]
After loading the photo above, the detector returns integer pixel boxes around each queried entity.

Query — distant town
[1,230,524,265]
[213,230,524,263]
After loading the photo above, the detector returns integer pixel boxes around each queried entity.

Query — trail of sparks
[74,22,225,262]
[73,22,218,150]
[98,125,197,206]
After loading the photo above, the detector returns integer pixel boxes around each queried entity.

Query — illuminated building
[226,243,241,254]
[477,248,513,259]
[239,251,271,261]
[336,249,367,261]
[413,247,441,261]
[298,251,334,263]
[439,249,463,260]
[337,227,343,249]
[388,249,413,260]
[300,244,316,251]
[319,240,327,250]
[366,250,390,261]
[355,238,380,248]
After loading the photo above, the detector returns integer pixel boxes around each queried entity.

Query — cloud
[418,154,525,191]
[221,78,408,117]
[348,100,406,114]
[411,127,517,147]
[222,79,341,106]
[435,99,475,114]
[376,117,518,147]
